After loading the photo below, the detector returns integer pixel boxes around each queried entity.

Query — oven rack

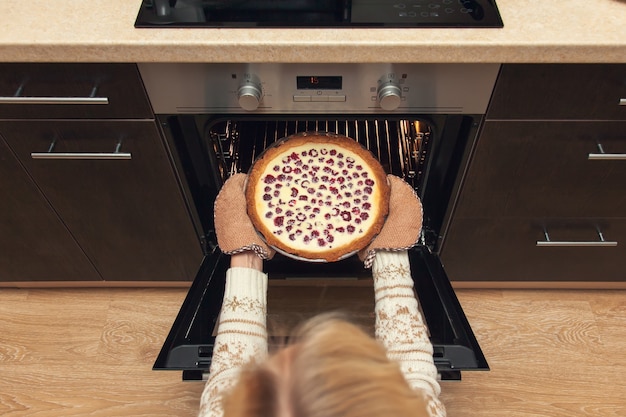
[206,118,431,193]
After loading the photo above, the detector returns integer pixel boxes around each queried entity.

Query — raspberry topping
[253,140,384,256]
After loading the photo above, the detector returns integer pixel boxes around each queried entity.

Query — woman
[201,174,445,417]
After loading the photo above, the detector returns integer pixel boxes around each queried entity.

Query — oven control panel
[138,63,500,115]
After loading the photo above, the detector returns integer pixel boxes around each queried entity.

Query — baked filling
[246,132,389,262]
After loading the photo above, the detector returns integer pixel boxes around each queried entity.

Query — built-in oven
[139,63,499,381]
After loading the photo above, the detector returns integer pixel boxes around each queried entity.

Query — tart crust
[246,132,390,262]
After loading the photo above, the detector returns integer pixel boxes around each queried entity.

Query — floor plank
[1,287,625,416]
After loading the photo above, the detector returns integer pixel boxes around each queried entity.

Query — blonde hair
[222,314,429,417]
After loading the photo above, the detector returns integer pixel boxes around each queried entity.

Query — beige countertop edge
[2,0,625,64]
[1,43,625,64]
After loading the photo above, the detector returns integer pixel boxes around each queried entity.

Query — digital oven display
[297,76,342,90]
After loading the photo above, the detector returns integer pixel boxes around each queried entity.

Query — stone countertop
[2,0,626,63]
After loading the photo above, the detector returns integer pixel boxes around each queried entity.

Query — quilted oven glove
[358,175,423,268]
[214,173,275,260]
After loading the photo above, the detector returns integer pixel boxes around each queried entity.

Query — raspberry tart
[245,132,390,262]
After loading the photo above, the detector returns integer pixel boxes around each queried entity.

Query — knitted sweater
[198,251,445,417]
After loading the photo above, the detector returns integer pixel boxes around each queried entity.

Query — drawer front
[0,134,101,281]
[0,120,202,281]
[441,217,626,282]
[487,64,626,120]
[455,121,626,219]
[0,64,152,119]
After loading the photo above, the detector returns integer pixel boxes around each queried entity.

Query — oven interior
[154,114,489,381]
[175,115,472,253]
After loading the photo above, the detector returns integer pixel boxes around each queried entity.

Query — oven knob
[377,82,402,111]
[237,82,263,111]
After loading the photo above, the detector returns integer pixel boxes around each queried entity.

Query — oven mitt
[214,173,275,260]
[358,175,423,268]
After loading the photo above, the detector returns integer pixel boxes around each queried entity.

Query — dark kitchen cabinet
[0,63,153,119]
[452,121,626,219]
[0,135,101,281]
[486,64,626,120]
[0,64,202,283]
[0,120,201,281]
[442,217,626,282]
[441,64,626,282]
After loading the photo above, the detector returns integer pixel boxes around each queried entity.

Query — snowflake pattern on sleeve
[198,269,269,417]
[373,251,446,417]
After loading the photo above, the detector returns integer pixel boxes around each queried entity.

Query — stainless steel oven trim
[138,63,500,115]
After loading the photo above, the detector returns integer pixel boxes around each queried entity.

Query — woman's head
[222,314,429,417]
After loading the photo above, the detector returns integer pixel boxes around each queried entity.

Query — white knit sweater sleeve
[372,251,446,417]
[198,267,269,417]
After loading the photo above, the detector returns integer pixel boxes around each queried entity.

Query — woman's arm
[372,250,446,416]
[198,252,268,417]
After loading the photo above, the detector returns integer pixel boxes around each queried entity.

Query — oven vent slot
[206,118,432,194]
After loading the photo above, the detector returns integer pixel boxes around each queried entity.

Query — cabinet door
[487,64,626,120]
[455,121,626,219]
[1,120,202,281]
[0,64,152,119]
[0,135,100,282]
[441,217,626,282]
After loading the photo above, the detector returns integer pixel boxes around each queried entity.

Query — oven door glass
[153,246,488,381]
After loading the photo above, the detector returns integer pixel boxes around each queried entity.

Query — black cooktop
[135,0,503,28]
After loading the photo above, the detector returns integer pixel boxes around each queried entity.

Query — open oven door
[153,113,489,381]
[153,245,489,382]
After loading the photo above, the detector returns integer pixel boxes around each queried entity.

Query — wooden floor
[1,287,625,416]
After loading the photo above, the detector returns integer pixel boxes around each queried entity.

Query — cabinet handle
[620,98,626,106]
[30,139,131,160]
[0,85,109,105]
[588,143,626,160]
[536,228,618,247]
